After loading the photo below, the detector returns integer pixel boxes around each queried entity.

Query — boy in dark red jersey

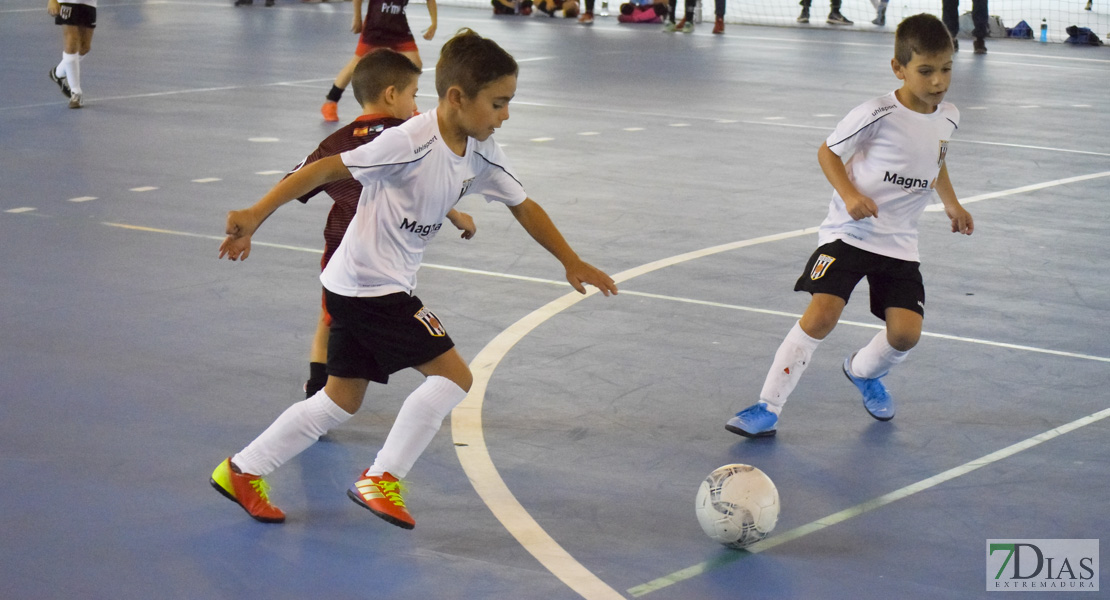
[219,49,475,404]
[321,0,438,122]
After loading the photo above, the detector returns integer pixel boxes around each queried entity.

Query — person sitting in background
[535,0,579,17]
[492,0,534,14]
[618,0,667,23]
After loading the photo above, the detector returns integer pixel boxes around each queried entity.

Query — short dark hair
[351,49,422,107]
[435,28,518,99]
[894,13,954,66]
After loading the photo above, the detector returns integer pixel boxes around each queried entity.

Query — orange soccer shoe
[210,458,286,523]
[347,471,415,529]
[320,100,339,122]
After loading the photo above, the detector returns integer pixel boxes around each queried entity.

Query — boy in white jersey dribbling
[210,29,618,528]
[727,13,974,438]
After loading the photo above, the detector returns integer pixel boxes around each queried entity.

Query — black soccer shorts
[794,239,925,320]
[324,290,456,384]
[55,3,97,28]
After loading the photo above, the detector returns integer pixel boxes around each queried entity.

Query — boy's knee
[451,368,474,393]
[886,330,920,352]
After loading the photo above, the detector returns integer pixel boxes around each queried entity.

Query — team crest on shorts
[810,254,836,280]
[938,140,949,166]
[414,306,446,337]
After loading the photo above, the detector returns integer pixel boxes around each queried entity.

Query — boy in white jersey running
[727,13,974,438]
[210,29,618,528]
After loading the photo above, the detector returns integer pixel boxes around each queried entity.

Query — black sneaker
[827,10,853,25]
[233,0,253,5]
[49,68,71,98]
[952,38,959,52]
[797,7,809,22]
[973,37,987,54]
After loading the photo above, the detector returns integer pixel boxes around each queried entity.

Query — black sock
[306,362,327,399]
[326,85,344,103]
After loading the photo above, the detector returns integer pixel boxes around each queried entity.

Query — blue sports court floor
[1,1,1107,598]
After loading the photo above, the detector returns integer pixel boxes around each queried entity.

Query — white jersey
[321,109,527,297]
[818,91,959,262]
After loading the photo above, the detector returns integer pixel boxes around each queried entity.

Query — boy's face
[892,50,953,113]
[390,77,420,120]
[457,74,517,141]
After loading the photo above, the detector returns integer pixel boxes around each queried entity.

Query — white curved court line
[450,228,817,599]
[924,170,1110,211]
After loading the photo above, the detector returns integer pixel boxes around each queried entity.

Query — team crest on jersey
[353,124,384,137]
[810,254,836,280]
[458,177,475,200]
[414,306,446,337]
[938,140,949,166]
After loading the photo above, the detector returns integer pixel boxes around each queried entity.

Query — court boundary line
[447,223,1110,599]
[94,221,1110,365]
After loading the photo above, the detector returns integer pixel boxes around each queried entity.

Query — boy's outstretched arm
[818,142,878,221]
[508,199,618,296]
[934,163,974,235]
[219,155,352,261]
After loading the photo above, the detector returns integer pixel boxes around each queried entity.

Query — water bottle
[599,0,609,16]
[1040,18,1047,42]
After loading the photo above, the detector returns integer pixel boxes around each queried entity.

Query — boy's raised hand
[565,259,618,297]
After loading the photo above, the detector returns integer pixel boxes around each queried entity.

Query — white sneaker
[68,93,83,109]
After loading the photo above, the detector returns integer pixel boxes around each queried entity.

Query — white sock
[232,389,353,476]
[759,322,822,415]
[849,330,909,379]
[60,52,81,94]
[366,376,468,479]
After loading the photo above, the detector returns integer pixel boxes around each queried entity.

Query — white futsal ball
[695,464,780,549]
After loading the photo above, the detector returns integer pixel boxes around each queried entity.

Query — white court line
[628,405,1110,597]
[96,221,1110,365]
[94,219,1108,598]
[448,225,1110,599]
[451,227,819,600]
[924,170,1110,211]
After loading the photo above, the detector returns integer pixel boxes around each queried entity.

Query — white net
[415,0,1109,43]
